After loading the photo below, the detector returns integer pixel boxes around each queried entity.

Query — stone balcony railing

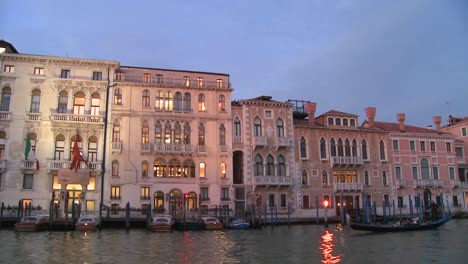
[451,179,461,188]
[330,156,363,168]
[26,112,42,121]
[276,137,289,148]
[254,175,293,186]
[115,74,231,89]
[47,160,102,171]
[253,136,267,147]
[333,182,363,192]
[396,179,407,188]
[198,145,207,154]
[219,145,228,153]
[153,143,193,154]
[413,179,444,188]
[50,113,105,124]
[20,160,38,171]
[0,111,12,121]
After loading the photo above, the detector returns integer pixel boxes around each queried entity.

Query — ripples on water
[1,220,466,264]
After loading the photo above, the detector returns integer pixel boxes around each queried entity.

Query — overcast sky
[2,0,467,127]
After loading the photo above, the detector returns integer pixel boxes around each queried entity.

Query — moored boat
[225,217,250,230]
[75,215,99,232]
[174,220,205,231]
[148,214,174,232]
[15,215,49,232]
[350,215,451,232]
[201,216,223,230]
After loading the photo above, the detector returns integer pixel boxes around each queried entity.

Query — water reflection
[320,230,341,264]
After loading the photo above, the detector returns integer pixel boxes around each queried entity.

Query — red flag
[70,136,87,172]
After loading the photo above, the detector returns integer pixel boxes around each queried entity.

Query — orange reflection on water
[320,230,341,264]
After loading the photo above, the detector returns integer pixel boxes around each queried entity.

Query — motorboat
[148,214,174,232]
[15,215,49,232]
[75,215,99,231]
[225,217,250,230]
[201,216,223,230]
[350,215,451,232]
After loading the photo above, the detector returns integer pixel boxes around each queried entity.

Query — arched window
[362,139,368,160]
[142,90,150,108]
[112,160,119,177]
[183,123,191,144]
[164,121,172,144]
[421,158,430,179]
[168,158,181,177]
[198,123,205,145]
[30,89,41,113]
[379,140,386,160]
[218,95,226,112]
[57,90,68,113]
[330,138,336,157]
[54,134,65,160]
[154,121,162,143]
[254,155,263,176]
[219,124,226,146]
[154,191,164,208]
[142,161,148,177]
[183,93,191,111]
[114,88,122,105]
[0,87,11,111]
[182,159,195,178]
[300,137,307,159]
[320,138,327,159]
[73,92,85,115]
[364,171,370,185]
[174,92,182,111]
[352,139,357,157]
[88,136,98,162]
[155,91,164,110]
[154,159,166,177]
[141,120,149,144]
[382,171,387,185]
[198,94,206,111]
[220,163,226,178]
[277,155,286,176]
[112,120,120,142]
[90,92,101,117]
[266,155,275,176]
[253,117,262,137]
[174,122,181,145]
[302,170,308,185]
[234,117,241,137]
[322,171,328,186]
[337,138,344,156]
[344,139,351,157]
[199,162,206,178]
[276,119,284,137]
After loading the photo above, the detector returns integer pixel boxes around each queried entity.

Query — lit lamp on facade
[324,200,329,228]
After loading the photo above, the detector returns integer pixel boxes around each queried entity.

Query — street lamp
[99,68,117,221]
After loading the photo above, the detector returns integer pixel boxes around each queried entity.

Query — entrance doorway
[335,195,355,216]
[423,189,432,209]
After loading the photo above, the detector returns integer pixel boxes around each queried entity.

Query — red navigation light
[184,193,189,199]
[324,200,329,208]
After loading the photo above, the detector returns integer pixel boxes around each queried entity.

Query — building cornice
[0,53,119,68]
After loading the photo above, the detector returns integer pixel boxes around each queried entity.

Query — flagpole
[99,68,117,222]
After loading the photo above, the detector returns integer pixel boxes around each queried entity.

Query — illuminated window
[184,76,190,87]
[142,161,148,177]
[34,67,44,75]
[322,171,328,186]
[111,186,121,199]
[198,94,206,111]
[154,160,166,177]
[220,163,226,178]
[198,123,205,145]
[112,160,119,177]
[3,65,14,73]
[144,73,151,83]
[141,120,149,144]
[92,71,102,81]
[73,92,85,115]
[0,87,11,111]
[197,77,204,87]
[90,93,100,119]
[141,187,150,200]
[88,136,98,162]
[114,88,122,105]
[23,174,33,189]
[164,121,172,144]
[52,174,61,190]
[30,89,41,113]
[112,120,120,142]
[86,200,95,212]
[216,79,224,88]
[142,90,150,108]
[174,122,181,145]
[218,95,226,112]
[87,175,96,191]
[199,162,206,178]
[60,69,70,79]
[155,191,164,208]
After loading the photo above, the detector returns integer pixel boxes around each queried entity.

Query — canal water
[0,219,466,264]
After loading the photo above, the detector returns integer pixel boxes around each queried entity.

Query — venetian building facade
[108,66,233,215]
[440,115,468,208]
[293,102,391,218]
[0,40,119,211]
[231,96,296,217]
[371,114,460,211]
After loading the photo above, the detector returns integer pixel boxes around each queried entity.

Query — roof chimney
[433,116,441,130]
[365,107,376,128]
[397,113,406,131]
[305,102,317,125]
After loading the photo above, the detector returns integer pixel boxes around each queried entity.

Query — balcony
[255,176,293,186]
[413,179,444,188]
[26,112,41,121]
[451,179,461,188]
[112,141,122,153]
[198,145,207,155]
[50,113,105,124]
[461,182,468,189]
[141,143,151,153]
[153,143,193,154]
[253,136,267,149]
[115,75,231,89]
[276,137,290,149]
[334,182,363,192]
[396,179,407,188]
[0,159,6,171]
[330,156,363,168]
[0,111,12,121]
[20,160,37,171]
[219,145,228,154]
[46,160,102,172]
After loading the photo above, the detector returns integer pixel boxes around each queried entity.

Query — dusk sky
[2,0,467,127]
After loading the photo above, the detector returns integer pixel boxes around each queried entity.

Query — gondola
[350,215,451,232]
